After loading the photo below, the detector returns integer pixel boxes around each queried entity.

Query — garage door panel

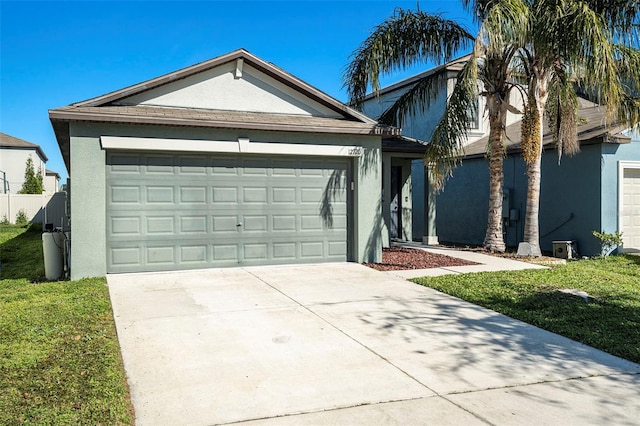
[212,187,238,203]
[146,186,175,203]
[110,216,142,236]
[110,186,141,204]
[147,246,175,265]
[107,152,350,273]
[147,216,175,235]
[242,187,268,203]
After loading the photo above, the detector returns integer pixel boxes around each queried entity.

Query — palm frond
[377,70,449,126]
[614,43,640,126]
[424,54,479,190]
[342,8,474,107]
[479,0,530,51]
[546,70,580,163]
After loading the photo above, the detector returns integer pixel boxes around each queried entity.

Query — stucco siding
[601,130,640,250]
[538,145,602,256]
[437,145,605,256]
[436,159,490,246]
[354,139,383,263]
[119,63,341,118]
[69,123,107,279]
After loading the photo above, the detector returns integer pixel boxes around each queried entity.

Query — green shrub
[15,210,29,227]
[592,230,623,257]
[0,215,9,225]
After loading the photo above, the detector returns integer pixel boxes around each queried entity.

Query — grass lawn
[0,224,134,425]
[412,255,640,364]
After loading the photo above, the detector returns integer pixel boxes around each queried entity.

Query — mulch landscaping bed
[363,246,478,271]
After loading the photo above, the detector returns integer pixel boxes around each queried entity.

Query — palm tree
[344,2,529,252]
[518,0,640,256]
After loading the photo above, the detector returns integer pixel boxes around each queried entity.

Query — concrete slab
[108,262,640,425]
[449,373,640,425]
[309,287,640,395]
[108,268,296,321]
[242,396,486,425]
[245,263,428,305]
[109,266,432,425]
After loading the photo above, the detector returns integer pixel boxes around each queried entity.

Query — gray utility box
[552,240,577,259]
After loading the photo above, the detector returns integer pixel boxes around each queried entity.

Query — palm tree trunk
[484,109,506,252]
[522,85,547,257]
[523,147,542,256]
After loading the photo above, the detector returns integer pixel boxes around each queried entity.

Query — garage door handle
[237,223,242,227]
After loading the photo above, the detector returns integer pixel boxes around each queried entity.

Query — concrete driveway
[107,263,640,425]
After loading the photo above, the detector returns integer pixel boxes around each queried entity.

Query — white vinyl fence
[0,192,67,227]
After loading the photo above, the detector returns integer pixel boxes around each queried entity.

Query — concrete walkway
[108,263,640,425]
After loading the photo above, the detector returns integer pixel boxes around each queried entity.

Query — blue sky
[1,1,475,182]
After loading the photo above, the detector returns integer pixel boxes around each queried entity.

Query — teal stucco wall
[436,143,610,256]
[436,131,640,256]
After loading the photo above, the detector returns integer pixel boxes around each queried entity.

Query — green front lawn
[0,224,134,425]
[412,255,640,364]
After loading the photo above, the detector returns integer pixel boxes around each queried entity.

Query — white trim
[235,58,243,79]
[100,136,363,157]
[617,160,640,252]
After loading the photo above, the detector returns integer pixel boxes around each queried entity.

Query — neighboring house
[50,49,426,279]
[362,58,640,256]
[360,56,523,244]
[44,169,61,195]
[0,132,48,194]
[439,98,640,256]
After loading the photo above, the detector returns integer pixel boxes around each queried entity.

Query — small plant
[15,209,29,227]
[0,214,9,225]
[592,230,623,257]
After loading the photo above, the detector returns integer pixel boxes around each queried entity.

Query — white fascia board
[100,136,363,157]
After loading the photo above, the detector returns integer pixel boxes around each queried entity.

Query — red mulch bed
[363,247,478,271]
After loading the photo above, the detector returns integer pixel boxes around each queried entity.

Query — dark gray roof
[462,97,630,159]
[382,136,429,154]
[50,49,399,172]
[51,105,397,135]
[0,132,48,161]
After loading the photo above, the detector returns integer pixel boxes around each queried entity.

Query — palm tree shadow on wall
[320,148,382,261]
[320,146,381,228]
[320,169,345,229]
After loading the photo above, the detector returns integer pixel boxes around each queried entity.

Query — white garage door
[106,152,350,273]
[622,168,640,253]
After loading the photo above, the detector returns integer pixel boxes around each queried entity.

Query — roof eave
[48,109,396,137]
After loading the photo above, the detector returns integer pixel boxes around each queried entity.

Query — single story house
[361,58,640,256]
[0,132,49,194]
[50,49,426,279]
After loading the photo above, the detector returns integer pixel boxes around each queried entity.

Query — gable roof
[0,132,48,162]
[50,49,399,171]
[462,97,631,159]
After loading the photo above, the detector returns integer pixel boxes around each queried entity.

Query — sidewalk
[387,242,548,279]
